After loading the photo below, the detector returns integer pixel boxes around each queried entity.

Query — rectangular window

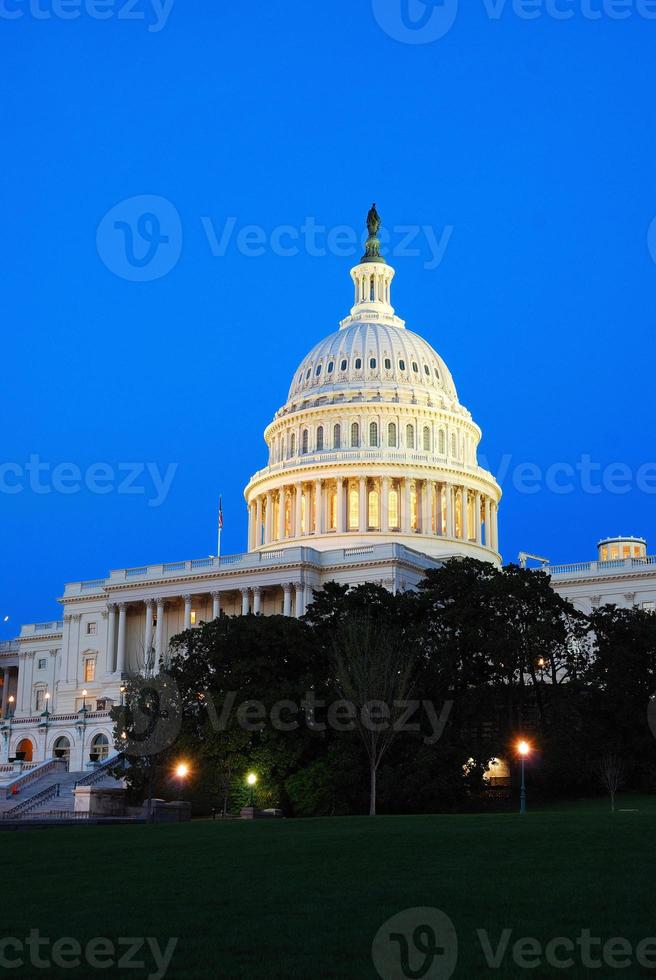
[348,487,359,530]
[190,610,197,626]
[389,487,399,530]
[87,622,97,635]
[38,658,47,670]
[84,659,96,683]
[35,690,45,712]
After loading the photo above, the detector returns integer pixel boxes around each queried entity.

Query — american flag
[218,496,224,531]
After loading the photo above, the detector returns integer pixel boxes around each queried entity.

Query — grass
[2,796,656,978]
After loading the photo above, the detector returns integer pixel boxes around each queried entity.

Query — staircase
[0,757,124,821]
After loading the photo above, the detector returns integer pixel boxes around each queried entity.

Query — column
[484,497,492,548]
[241,589,250,616]
[445,484,454,538]
[116,603,127,676]
[491,502,499,553]
[402,479,411,533]
[255,496,263,549]
[49,651,57,713]
[278,488,286,542]
[155,599,165,670]
[248,502,256,551]
[184,595,192,630]
[381,476,390,533]
[264,491,273,545]
[314,480,323,535]
[253,587,262,615]
[106,603,117,675]
[144,600,154,661]
[336,478,345,533]
[475,491,483,545]
[283,583,293,617]
[295,582,305,618]
[359,478,367,533]
[1,669,9,717]
[421,480,431,534]
[295,482,303,537]
[211,591,221,620]
[462,488,470,542]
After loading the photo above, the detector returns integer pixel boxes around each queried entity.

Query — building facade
[1,209,652,775]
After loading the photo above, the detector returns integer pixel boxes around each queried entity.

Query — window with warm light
[389,487,399,529]
[84,658,96,683]
[348,487,359,530]
[410,483,418,531]
[190,610,197,626]
[329,490,337,530]
[368,488,380,529]
[301,493,307,534]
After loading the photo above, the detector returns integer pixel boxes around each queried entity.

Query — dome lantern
[343,204,398,327]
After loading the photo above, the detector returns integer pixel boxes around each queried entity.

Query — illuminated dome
[244,206,501,563]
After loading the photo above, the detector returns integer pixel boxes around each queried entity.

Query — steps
[0,760,124,820]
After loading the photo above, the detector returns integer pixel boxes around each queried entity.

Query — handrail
[4,758,66,799]
[2,782,60,818]
[74,752,124,790]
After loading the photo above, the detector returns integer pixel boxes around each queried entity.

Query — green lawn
[2,798,656,978]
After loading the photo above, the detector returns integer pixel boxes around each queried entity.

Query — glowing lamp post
[175,762,190,800]
[517,740,531,815]
[246,772,257,808]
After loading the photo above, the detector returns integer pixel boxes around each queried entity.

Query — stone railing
[546,556,656,578]
[4,758,66,799]
[74,752,124,789]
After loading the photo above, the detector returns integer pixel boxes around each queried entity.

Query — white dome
[287,320,458,405]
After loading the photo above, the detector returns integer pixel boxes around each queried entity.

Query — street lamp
[517,740,531,815]
[174,762,189,800]
[246,772,257,807]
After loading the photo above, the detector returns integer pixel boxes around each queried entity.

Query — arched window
[316,426,324,451]
[406,424,415,449]
[412,362,419,374]
[340,359,348,371]
[354,358,362,370]
[333,424,341,450]
[53,735,71,762]
[302,430,309,454]
[399,359,406,372]
[369,421,378,447]
[348,487,359,530]
[451,433,457,458]
[315,364,322,376]
[368,488,380,529]
[384,358,392,370]
[290,433,296,457]
[15,738,33,762]
[439,430,446,455]
[90,733,109,762]
[351,422,359,448]
[369,357,377,370]
[329,489,337,530]
[423,426,431,452]
[327,361,334,374]
[388,422,397,448]
[370,276,375,301]
[424,364,430,376]
[389,486,400,529]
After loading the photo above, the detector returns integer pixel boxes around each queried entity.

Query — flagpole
[217,496,223,560]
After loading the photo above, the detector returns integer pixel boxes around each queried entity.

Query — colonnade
[248,477,499,553]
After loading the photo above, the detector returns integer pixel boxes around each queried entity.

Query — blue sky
[1,1,655,633]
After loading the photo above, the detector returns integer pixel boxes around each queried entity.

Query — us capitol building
[1,208,654,778]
